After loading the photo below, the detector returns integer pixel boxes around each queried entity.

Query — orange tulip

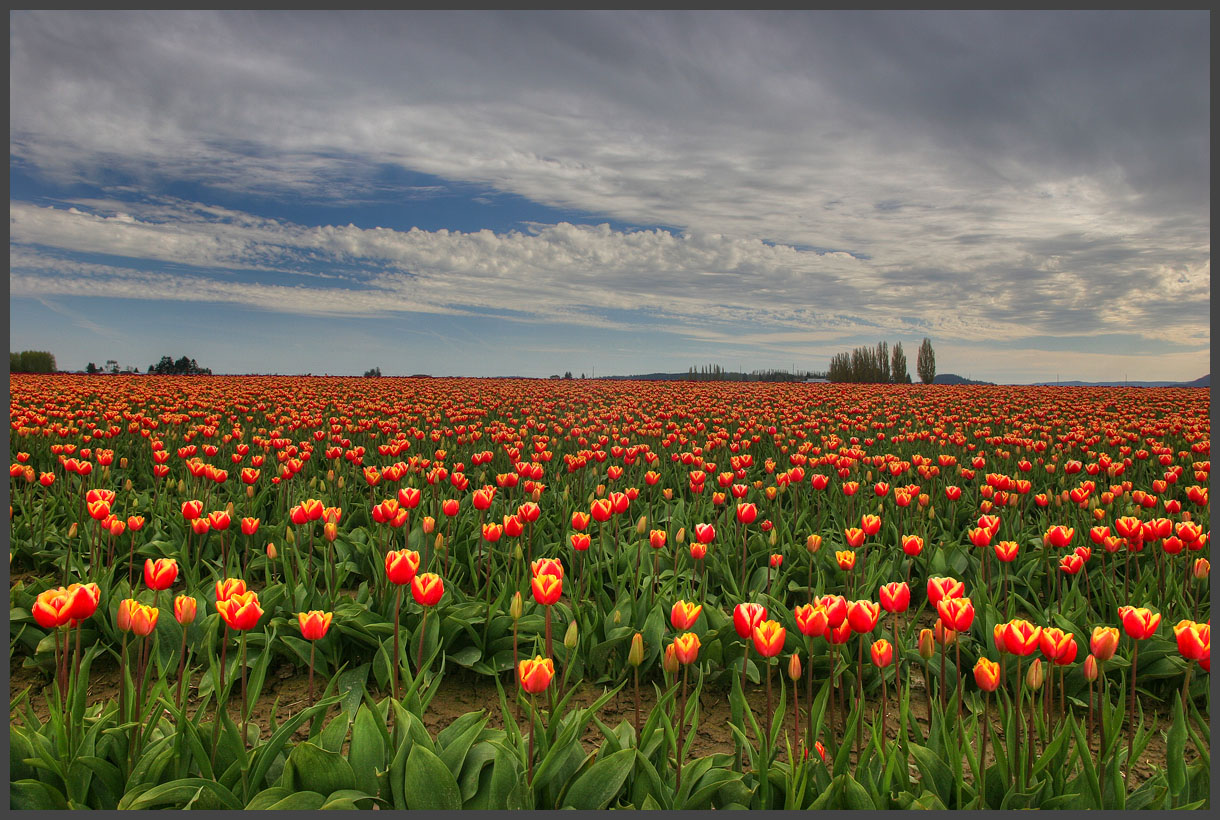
[412,572,445,607]
[518,655,555,693]
[794,603,829,637]
[753,619,786,657]
[836,550,857,571]
[870,638,893,667]
[670,600,703,630]
[673,632,702,665]
[216,591,262,631]
[531,573,563,606]
[879,581,910,613]
[847,600,881,633]
[973,657,1000,691]
[130,602,160,637]
[298,610,333,641]
[843,528,865,549]
[936,597,975,633]
[143,557,179,591]
[173,595,197,625]
[1118,606,1160,640]
[1089,626,1120,661]
[999,619,1041,656]
[385,549,420,585]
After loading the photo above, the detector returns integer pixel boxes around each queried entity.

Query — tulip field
[7,374,1210,809]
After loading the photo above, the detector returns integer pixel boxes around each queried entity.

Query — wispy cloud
[8,11,1209,380]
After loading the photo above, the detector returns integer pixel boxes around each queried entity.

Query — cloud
[7,11,1210,379]
[10,197,1209,357]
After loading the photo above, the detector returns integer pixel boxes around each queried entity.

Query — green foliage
[10,350,57,373]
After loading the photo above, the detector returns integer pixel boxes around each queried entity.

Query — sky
[9,10,1211,383]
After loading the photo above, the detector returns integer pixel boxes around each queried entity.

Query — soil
[9,651,1202,791]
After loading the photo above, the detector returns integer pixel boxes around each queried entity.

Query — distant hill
[934,373,995,386]
[1029,374,1209,388]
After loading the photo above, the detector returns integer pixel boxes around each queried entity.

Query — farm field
[8,374,1211,809]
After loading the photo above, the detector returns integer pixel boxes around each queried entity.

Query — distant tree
[563,371,573,379]
[917,338,936,384]
[86,362,98,374]
[891,342,910,383]
[363,367,382,378]
[11,351,57,373]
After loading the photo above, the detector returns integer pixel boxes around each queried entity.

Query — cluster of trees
[827,338,936,384]
[683,364,815,382]
[10,351,57,373]
[364,367,382,378]
[145,355,212,375]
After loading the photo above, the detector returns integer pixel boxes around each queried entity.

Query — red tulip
[412,572,445,607]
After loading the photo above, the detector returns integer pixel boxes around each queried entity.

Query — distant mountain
[1029,374,1209,388]
[934,373,995,386]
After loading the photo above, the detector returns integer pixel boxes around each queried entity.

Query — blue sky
[9,11,1210,382]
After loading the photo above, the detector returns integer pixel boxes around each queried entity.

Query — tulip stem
[527,694,536,787]
[980,689,989,808]
[392,585,402,702]
[308,641,315,702]
[417,609,429,679]
[675,664,689,792]
[176,629,188,711]
[1125,641,1138,781]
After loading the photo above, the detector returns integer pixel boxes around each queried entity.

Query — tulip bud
[628,632,644,667]
[337,476,345,489]
[435,533,445,553]
[663,643,679,674]
[788,651,802,681]
[614,609,622,625]
[309,476,317,489]
[1083,654,1098,682]
[266,542,277,560]
[323,521,338,542]
[769,529,777,546]
[225,501,235,517]
[1026,657,1044,690]
[927,507,935,520]
[120,457,129,469]
[514,542,524,561]
[327,469,335,481]
[123,478,133,491]
[318,480,327,492]
[1193,558,1209,579]
[918,628,935,660]
[510,591,523,621]
[178,479,186,494]
[636,514,648,534]
[68,522,78,539]
[423,515,435,534]
[247,485,255,498]
[806,534,822,553]
[564,620,579,650]
[285,526,295,544]
[676,527,686,544]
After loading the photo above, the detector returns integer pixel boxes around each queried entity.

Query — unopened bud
[1026,657,1044,690]
[247,485,255,498]
[327,469,335,482]
[225,500,235,517]
[435,533,445,552]
[510,591,523,621]
[769,529,777,546]
[514,542,523,561]
[806,534,822,553]
[266,542,277,560]
[323,521,338,542]
[628,632,644,667]
[68,522,79,539]
[309,476,317,489]
[613,609,622,625]
[636,514,648,535]
[285,526,295,544]
[928,507,936,520]
[422,515,435,534]
[1194,558,1210,579]
[120,457,129,469]
[676,527,686,544]
[663,643,679,674]
[123,478,133,491]
[918,628,935,660]
[788,651,802,681]
[178,479,186,494]
[337,476,345,489]
[1083,654,1098,682]
[532,488,542,502]
[564,620,579,650]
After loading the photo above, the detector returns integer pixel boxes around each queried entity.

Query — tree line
[10,351,57,373]
[827,338,935,384]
